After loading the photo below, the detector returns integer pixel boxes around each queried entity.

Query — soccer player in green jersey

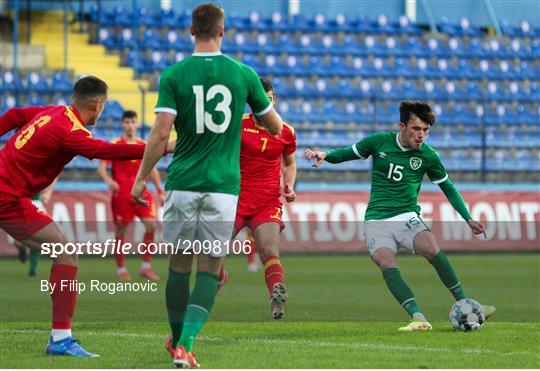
[131,3,283,367]
[305,101,495,331]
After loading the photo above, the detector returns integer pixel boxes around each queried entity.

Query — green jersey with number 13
[155,51,272,195]
[352,132,449,220]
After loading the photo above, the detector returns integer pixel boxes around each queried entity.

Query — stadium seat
[26,72,49,93]
[2,71,25,92]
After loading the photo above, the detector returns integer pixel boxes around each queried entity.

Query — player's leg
[20,222,97,356]
[252,221,287,319]
[413,230,496,318]
[162,190,198,354]
[114,224,131,280]
[413,230,468,300]
[139,217,160,280]
[14,240,29,263]
[28,247,40,276]
[173,192,237,367]
[111,195,132,280]
[365,218,430,330]
[245,229,260,272]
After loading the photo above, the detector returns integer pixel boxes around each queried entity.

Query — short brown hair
[73,75,108,103]
[191,3,224,40]
[399,101,435,126]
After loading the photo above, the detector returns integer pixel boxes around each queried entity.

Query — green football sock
[179,272,219,352]
[429,251,468,301]
[28,248,40,274]
[166,269,191,348]
[382,268,423,318]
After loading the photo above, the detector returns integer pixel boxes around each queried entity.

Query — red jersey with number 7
[239,113,296,204]
[0,105,147,201]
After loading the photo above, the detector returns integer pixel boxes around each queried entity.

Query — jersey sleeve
[0,106,50,137]
[62,129,147,160]
[352,134,375,159]
[427,150,449,184]
[283,125,297,155]
[243,66,272,116]
[154,70,178,116]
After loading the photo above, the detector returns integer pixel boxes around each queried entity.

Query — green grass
[1,254,539,368]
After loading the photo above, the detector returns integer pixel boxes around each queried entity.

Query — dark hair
[399,101,435,126]
[191,3,224,40]
[73,76,108,103]
[260,78,274,94]
[122,110,138,120]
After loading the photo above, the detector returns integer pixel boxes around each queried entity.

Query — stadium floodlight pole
[63,0,68,71]
[418,0,437,34]
[405,0,416,22]
[482,0,502,37]
[13,0,19,73]
[132,0,139,79]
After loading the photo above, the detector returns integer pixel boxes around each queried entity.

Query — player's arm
[256,109,283,136]
[428,154,486,236]
[97,160,119,192]
[438,179,485,236]
[150,167,165,205]
[0,106,49,137]
[131,112,174,205]
[306,137,369,167]
[282,152,297,203]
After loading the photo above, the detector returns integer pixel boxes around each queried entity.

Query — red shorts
[111,190,156,227]
[234,198,285,233]
[0,197,53,240]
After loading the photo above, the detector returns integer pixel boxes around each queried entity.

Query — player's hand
[467,219,486,238]
[107,180,120,192]
[166,140,176,154]
[131,179,149,206]
[157,190,165,206]
[304,149,326,168]
[282,183,296,203]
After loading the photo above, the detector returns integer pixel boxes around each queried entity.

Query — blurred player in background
[220,78,297,320]
[15,179,57,276]
[131,3,283,367]
[0,76,172,357]
[305,101,495,331]
[97,110,163,281]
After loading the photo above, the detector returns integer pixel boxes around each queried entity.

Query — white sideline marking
[0,328,536,357]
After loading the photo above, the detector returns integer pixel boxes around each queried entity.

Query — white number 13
[193,84,232,134]
[387,163,404,181]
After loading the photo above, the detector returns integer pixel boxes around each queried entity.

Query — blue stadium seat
[415,58,438,80]
[376,80,401,100]
[465,81,483,101]
[262,12,288,32]
[468,38,489,59]
[148,50,168,73]
[137,7,161,28]
[119,27,137,49]
[373,14,397,35]
[421,80,444,100]
[253,33,273,54]
[2,71,25,92]
[394,58,415,79]
[1,94,18,113]
[509,38,532,60]
[142,29,162,50]
[50,71,72,93]
[485,81,508,101]
[372,57,395,78]
[160,8,180,28]
[396,15,422,35]
[97,27,119,50]
[26,72,49,93]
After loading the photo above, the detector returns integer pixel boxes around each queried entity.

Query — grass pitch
[1,253,539,368]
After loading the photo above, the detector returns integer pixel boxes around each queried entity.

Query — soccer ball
[449,298,485,331]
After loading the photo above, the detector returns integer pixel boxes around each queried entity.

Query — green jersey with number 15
[155,51,272,195]
[352,132,448,220]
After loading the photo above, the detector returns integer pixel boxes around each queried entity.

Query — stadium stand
[1,7,538,181]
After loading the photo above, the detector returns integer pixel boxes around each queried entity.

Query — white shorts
[162,190,238,258]
[363,212,430,255]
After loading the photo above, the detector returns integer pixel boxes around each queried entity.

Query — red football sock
[246,238,258,264]
[50,264,78,330]
[142,231,154,263]
[263,255,284,295]
[114,234,125,268]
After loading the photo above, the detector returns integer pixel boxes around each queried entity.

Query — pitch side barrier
[0,190,538,254]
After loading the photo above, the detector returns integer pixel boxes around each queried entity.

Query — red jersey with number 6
[239,113,296,204]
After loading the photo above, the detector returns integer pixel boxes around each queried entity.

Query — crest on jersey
[410,157,422,170]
